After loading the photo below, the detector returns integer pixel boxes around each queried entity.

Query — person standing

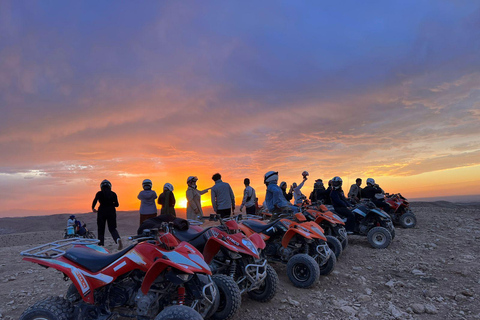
[211,173,235,218]
[92,179,122,249]
[240,178,256,215]
[186,176,210,220]
[158,183,176,216]
[137,179,158,226]
[348,178,362,203]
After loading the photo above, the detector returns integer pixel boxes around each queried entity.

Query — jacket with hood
[186,186,209,219]
[137,190,158,215]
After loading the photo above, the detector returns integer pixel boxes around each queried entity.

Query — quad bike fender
[302,222,327,241]
[249,233,266,250]
[238,223,255,237]
[281,228,312,248]
[23,257,112,304]
[203,237,239,264]
[141,258,195,294]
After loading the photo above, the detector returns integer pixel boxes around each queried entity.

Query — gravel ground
[0,202,478,320]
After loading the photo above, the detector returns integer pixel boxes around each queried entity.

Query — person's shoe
[117,238,123,250]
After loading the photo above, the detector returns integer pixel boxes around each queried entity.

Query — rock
[352,266,363,271]
[287,297,300,307]
[365,288,373,295]
[385,280,395,289]
[340,306,357,316]
[412,269,426,276]
[357,295,371,303]
[461,289,474,297]
[455,294,468,302]
[306,313,316,320]
[424,304,438,314]
[389,304,405,319]
[411,303,425,314]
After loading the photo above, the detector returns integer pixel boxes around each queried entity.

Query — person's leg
[335,207,356,232]
[246,205,256,215]
[97,212,106,246]
[106,211,120,243]
[217,208,231,218]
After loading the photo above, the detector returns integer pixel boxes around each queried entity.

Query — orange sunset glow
[1,2,480,217]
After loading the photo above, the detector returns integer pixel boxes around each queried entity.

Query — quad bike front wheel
[286,254,320,288]
[210,274,241,320]
[325,235,343,259]
[367,227,392,249]
[247,264,279,302]
[399,213,417,228]
[19,296,74,320]
[155,305,203,320]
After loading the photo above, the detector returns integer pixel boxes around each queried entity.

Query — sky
[1,1,480,217]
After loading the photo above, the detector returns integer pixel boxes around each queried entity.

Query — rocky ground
[0,202,479,320]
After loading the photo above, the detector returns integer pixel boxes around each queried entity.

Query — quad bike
[166,214,278,320]
[238,212,335,288]
[385,193,417,228]
[300,201,348,259]
[19,223,217,320]
[326,200,395,249]
[64,221,96,239]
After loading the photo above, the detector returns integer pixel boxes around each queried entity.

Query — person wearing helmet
[92,179,122,249]
[279,181,293,202]
[240,178,257,214]
[211,173,235,218]
[329,176,355,233]
[138,179,158,226]
[361,178,390,212]
[264,171,294,219]
[158,183,176,216]
[348,178,363,204]
[186,176,210,220]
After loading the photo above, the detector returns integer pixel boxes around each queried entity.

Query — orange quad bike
[238,213,335,288]
[300,201,348,259]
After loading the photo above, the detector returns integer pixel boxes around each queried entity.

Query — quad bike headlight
[242,239,258,255]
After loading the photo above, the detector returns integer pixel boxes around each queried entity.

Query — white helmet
[302,171,309,178]
[187,176,198,184]
[164,183,174,191]
[264,171,278,184]
[331,176,343,189]
[142,179,152,190]
[100,179,112,189]
[366,178,375,186]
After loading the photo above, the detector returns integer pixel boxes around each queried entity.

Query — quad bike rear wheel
[247,264,278,302]
[399,213,417,228]
[367,227,392,249]
[286,254,320,288]
[210,274,241,320]
[325,235,343,259]
[19,296,74,320]
[155,305,203,320]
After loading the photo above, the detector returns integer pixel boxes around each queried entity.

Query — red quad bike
[300,201,348,259]
[238,213,336,289]
[19,224,217,320]
[385,193,417,228]
[170,214,278,320]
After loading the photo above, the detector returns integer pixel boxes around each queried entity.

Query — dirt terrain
[0,202,479,320]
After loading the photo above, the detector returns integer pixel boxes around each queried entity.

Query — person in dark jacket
[309,179,329,204]
[323,180,333,205]
[279,181,293,202]
[329,177,355,233]
[92,179,122,249]
[361,178,390,212]
[158,183,176,216]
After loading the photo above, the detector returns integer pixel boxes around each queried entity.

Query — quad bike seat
[241,220,277,233]
[173,227,212,251]
[64,244,136,273]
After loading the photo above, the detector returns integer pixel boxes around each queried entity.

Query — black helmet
[100,179,112,189]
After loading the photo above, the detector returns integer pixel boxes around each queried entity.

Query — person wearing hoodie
[137,179,158,226]
[92,179,122,249]
[186,176,210,220]
[158,183,176,216]
[211,173,235,218]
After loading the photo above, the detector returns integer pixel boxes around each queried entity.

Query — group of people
[89,171,388,250]
[263,171,389,233]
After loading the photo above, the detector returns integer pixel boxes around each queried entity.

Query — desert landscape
[0,202,479,320]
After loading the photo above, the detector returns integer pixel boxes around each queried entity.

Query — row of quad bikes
[19,193,416,320]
